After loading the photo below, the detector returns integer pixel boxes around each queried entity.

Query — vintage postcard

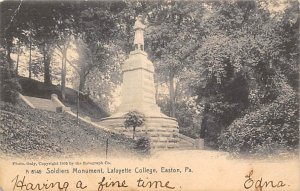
[0,0,299,190]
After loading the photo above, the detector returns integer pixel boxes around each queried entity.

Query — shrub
[135,137,151,155]
[218,90,299,157]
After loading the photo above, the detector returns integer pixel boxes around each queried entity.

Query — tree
[84,44,124,112]
[64,2,125,93]
[57,40,70,100]
[0,45,21,104]
[0,0,23,69]
[56,36,72,100]
[54,2,80,100]
[71,39,111,92]
[124,111,145,140]
[2,0,127,102]
[145,1,205,117]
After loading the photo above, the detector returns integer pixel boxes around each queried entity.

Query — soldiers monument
[100,16,179,148]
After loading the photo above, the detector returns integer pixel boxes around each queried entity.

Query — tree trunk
[79,72,86,92]
[169,72,176,118]
[43,43,51,86]
[28,36,32,79]
[44,58,51,86]
[61,45,68,100]
[133,126,136,140]
[6,46,12,69]
[15,43,21,76]
[5,35,13,70]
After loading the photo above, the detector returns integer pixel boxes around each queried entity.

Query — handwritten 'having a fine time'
[11,175,175,191]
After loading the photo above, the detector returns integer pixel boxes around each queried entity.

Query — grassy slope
[0,101,137,158]
[18,76,109,120]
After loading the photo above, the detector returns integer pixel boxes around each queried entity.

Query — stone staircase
[19,93,69,113]
[23,96,60,112]
[19,93,116,134]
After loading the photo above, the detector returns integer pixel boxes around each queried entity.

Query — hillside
[18,76,108,120]
[0,101,138,158]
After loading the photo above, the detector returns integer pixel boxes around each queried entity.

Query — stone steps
[24,96,61,112]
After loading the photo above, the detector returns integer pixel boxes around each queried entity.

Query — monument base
[99,115,179,149]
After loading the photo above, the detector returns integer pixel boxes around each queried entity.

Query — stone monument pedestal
[100,115,179,149]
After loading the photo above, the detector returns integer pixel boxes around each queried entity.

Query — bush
[1,76,21,104]
[135,137,151,155]
[218,90,299,157]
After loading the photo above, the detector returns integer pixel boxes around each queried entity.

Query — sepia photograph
[0,0,299,190]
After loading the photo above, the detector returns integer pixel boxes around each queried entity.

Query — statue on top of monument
[133,15,145,51]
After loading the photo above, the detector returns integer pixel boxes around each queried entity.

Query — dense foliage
[219,89,299,157]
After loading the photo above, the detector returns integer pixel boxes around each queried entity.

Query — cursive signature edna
[244,170,287,190]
